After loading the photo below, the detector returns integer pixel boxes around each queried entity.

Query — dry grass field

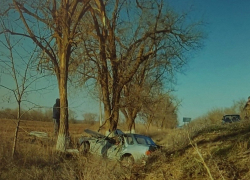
[1,118,250,180]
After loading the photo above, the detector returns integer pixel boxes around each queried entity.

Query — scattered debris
[29,131,48,138]
[66,149,79,153]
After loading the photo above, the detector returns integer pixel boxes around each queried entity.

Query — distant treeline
[0,108,53,122]
[0,108,85,123]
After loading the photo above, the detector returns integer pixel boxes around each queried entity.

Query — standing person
[243,96,250,120]
[53,98,60,135]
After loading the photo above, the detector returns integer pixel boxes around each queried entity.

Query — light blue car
[78,129,159,166]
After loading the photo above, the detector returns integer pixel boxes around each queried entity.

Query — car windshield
[134,134,155,145]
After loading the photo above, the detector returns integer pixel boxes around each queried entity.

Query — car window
[136,137,146,144]
[134,135,155,145]
[127,136,134,145]
[124,134,134,145]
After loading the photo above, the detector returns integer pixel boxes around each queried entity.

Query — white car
[78,129,159,166]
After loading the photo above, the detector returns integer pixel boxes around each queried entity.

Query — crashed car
[222,114,241,123]
[78,129,158,166]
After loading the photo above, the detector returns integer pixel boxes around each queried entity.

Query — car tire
[79,141,90,154]
[121,155,134,168]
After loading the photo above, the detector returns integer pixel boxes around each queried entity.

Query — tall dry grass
[2,109,250,180]
[0,119,148,180]
[0,134,138,180]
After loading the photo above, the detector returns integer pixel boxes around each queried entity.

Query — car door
[90,138,106,156]
[106,136,125,159]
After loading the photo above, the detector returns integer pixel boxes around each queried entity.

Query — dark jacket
[53,99,60,119]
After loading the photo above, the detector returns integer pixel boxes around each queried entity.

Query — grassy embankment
[1,118,250,180]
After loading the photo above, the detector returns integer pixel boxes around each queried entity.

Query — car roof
[124,133,151,138]
[223,114,240,116]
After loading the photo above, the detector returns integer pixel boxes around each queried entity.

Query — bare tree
[0,22,46,156]
[2,0,91,151]
[120,54,177,133]
[139,93,180,130]
[78,0,203,133]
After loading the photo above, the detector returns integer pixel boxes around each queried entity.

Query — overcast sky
[1,0,250,124]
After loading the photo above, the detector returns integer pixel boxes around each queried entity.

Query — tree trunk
[126,116,136,133]
[56,53,69,152]
[147,115,153,132]
[101,86,121,134]
[109,86,122,132]
[100,80,111,134]
[109,107,119,132]
[12,100,21,157]
[123,108,137,133]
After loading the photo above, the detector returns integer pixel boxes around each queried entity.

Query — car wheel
[121,155,134,168]
[79,141,90,154]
